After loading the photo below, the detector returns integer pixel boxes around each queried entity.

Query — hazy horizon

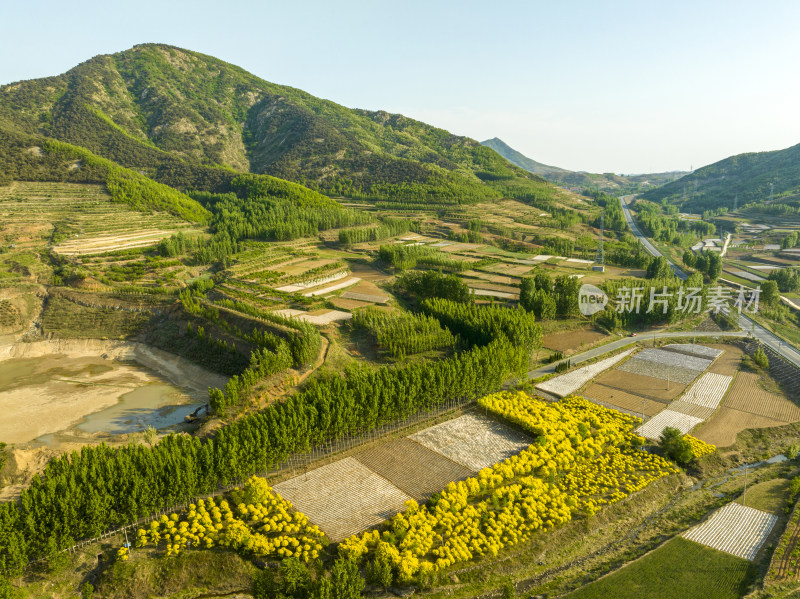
[2,0,798,174]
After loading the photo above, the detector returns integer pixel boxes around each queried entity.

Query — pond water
[0,353,205,445]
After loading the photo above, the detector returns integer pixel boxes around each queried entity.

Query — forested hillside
[0,44,556,203]
[642,142,800,212]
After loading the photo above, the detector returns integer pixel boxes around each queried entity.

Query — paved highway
[618,196,800,368]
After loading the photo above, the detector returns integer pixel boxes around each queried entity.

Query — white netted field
[535,349,635,398]
[635,409,704,439]
[272,309,352,326]
[410,413,532,472]
[275,271,348,292]
[616,358,702,385]
[273,457,412,542]
[633,348,713,372]
[682,502,778,561]
[662,344,724,360]
[681,372,734,409]
[304,278,361,297]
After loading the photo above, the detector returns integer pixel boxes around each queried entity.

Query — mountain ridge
[0,43,557,204]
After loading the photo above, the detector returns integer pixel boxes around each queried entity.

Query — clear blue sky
[2,0,799,174]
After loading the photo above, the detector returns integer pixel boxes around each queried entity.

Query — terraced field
[0,182,194,254]
[682,502,778,561]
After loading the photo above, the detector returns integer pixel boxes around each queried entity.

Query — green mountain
[0,44,554,204]
[641,142,800,212]
[481,137,685,194]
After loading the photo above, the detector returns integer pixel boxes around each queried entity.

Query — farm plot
[409,413,532,472]
[340,291,389,304]
[722,371,800,422]
[566,537,751,599]
[594,370,686,402]
[694,407,784,447]
[272,309,352,326]
[470,288,516,299]
[582,383,665,416]
[616,357,700,385]
[303,278,361,297]
[635,409,703,439]
[681,373,733,409]
[353,438,474,501]
[53,229,180,255]
[272,457,412,542]
[632,348,713,372]
[542,328,609,353]
[662,343,724,360]
[707,344,744,376]
[275,271,348,292]
[667,400,716,420]
[536,348,635,398]
[682,502,778,561]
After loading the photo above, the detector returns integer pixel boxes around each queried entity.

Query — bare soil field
[706,344,745,375]
[694,407,784,447]
[343,279,389,300]
[272,457,412,542]
[542,328,609,353]
[409,413,532,472]
[582,383,665,416]
[353,438,473,501]
[347,261,392,282]
[595,370,686,402]
[723,372,800,422]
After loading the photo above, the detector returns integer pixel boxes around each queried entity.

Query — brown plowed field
[723,372,800,422]
[693,407,784,447]
[582,383,665,416]
[542,328,609,352]
[595,370,686,402]
[706,344,745,376]
[354,438,474,501]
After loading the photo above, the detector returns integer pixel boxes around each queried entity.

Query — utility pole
[743,463,748,506]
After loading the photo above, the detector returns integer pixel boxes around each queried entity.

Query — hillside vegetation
[642,142,800,212]
[0,43,556,203]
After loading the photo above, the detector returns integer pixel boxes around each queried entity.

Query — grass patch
[566,537,753,599]
[736,477,791,513]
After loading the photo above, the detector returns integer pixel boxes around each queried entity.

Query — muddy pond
[0,352,211,446]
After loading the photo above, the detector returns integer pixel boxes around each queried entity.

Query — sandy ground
[0,339,227,445]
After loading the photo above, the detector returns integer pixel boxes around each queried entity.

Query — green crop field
[567,538,753,599]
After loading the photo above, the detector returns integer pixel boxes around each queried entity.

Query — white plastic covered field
[635,409,703,439]
[662,343,724,360]
[681,372,734,409]
[632,348,712,372]
[682,502,778,561]
[535,349,635,398]
[273,457,413,542]
[275,271,349,292]
[409,413,532,472]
